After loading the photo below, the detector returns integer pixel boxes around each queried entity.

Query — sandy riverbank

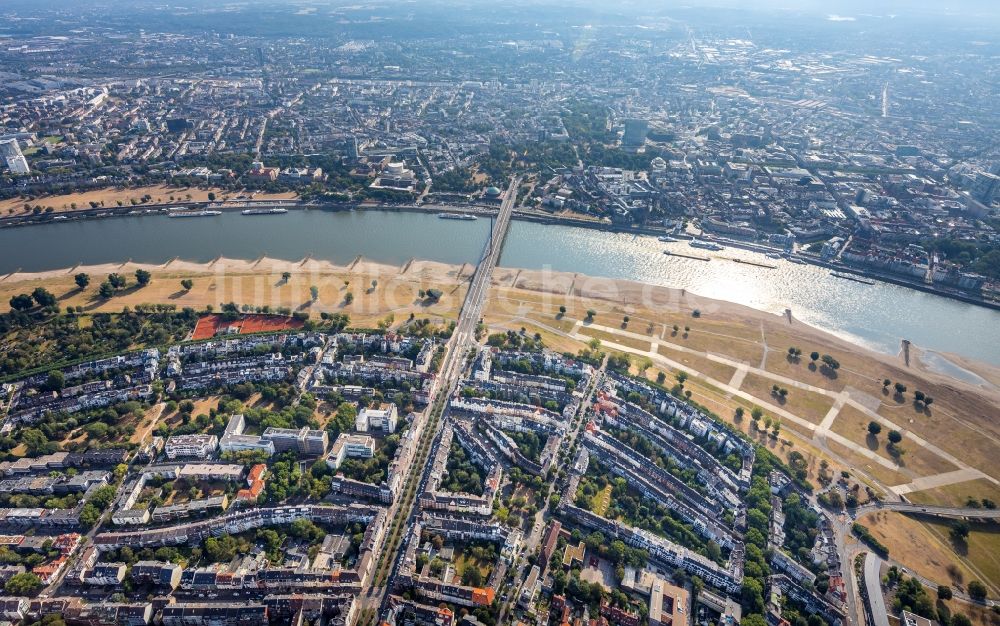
[0,256,471,328]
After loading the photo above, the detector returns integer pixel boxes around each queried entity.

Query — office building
[622,118,649,149]
[357,403,398,433]
[262,427,329,456]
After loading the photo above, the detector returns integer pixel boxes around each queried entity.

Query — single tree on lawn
[9,294,34,311]
[31,287,56,307]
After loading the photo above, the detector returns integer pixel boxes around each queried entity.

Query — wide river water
[2,210,998,366]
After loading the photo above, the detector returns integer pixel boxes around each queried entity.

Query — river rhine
[2,210,998,367]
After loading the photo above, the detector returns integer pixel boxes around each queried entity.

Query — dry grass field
[738,371,835,424]
[0,184,297,214]
[858,510,1000,597]
[906,479,1000,510]
[831,405,960,480]
[858,510,978,587]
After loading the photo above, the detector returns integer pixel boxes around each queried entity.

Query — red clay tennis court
[191,314,304,340]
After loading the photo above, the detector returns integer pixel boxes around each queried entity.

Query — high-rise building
[5,155,30,175]
[622,119,649,149]
[971,171,1000,206]
[0,138,22,159]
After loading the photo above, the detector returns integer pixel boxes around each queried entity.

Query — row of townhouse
[150,495,229,523]
[59,350,160,383]
[613,377,756,487]
[331,474,391,503]
[406,573,496,608]
[177,353,288,377]
[174,361,293,390]
[0,504,86,528]
[131,560,183,589]
[559,503,742,594]
[397,517,497,609]
[158,594,357,626]
[587,428,719,515]
[478,420,545,475]
[1,593,356,626]
[770,574,846,626]
[347,354,416,371]
[0,596,152,626]
[0,470,109,495]
[0,449,128,476]
[490,369,570,393]
[101,504,388,588]
[177,566,362,594]
[307,383,375,400]
[168,332,324,361]
[451,419,499,472]
[381,594,455,626]
[9,384,155,425]
[332,332,436,372]
[582,430,739,549]
[15,350,159,391]
[8,349,159,418]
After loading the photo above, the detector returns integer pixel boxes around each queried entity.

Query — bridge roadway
[370,176,520,618]
[852,501,1000,521]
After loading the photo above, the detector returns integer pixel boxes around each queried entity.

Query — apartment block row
[314,356,438,407]
[582,429,739,550]
[489,348,595,380]
[559,503,741,594]
[604,372,753,489]
[420,422,501,517]
[5,350,159,425]
[96,503,383,549]
[449,394,567,434]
